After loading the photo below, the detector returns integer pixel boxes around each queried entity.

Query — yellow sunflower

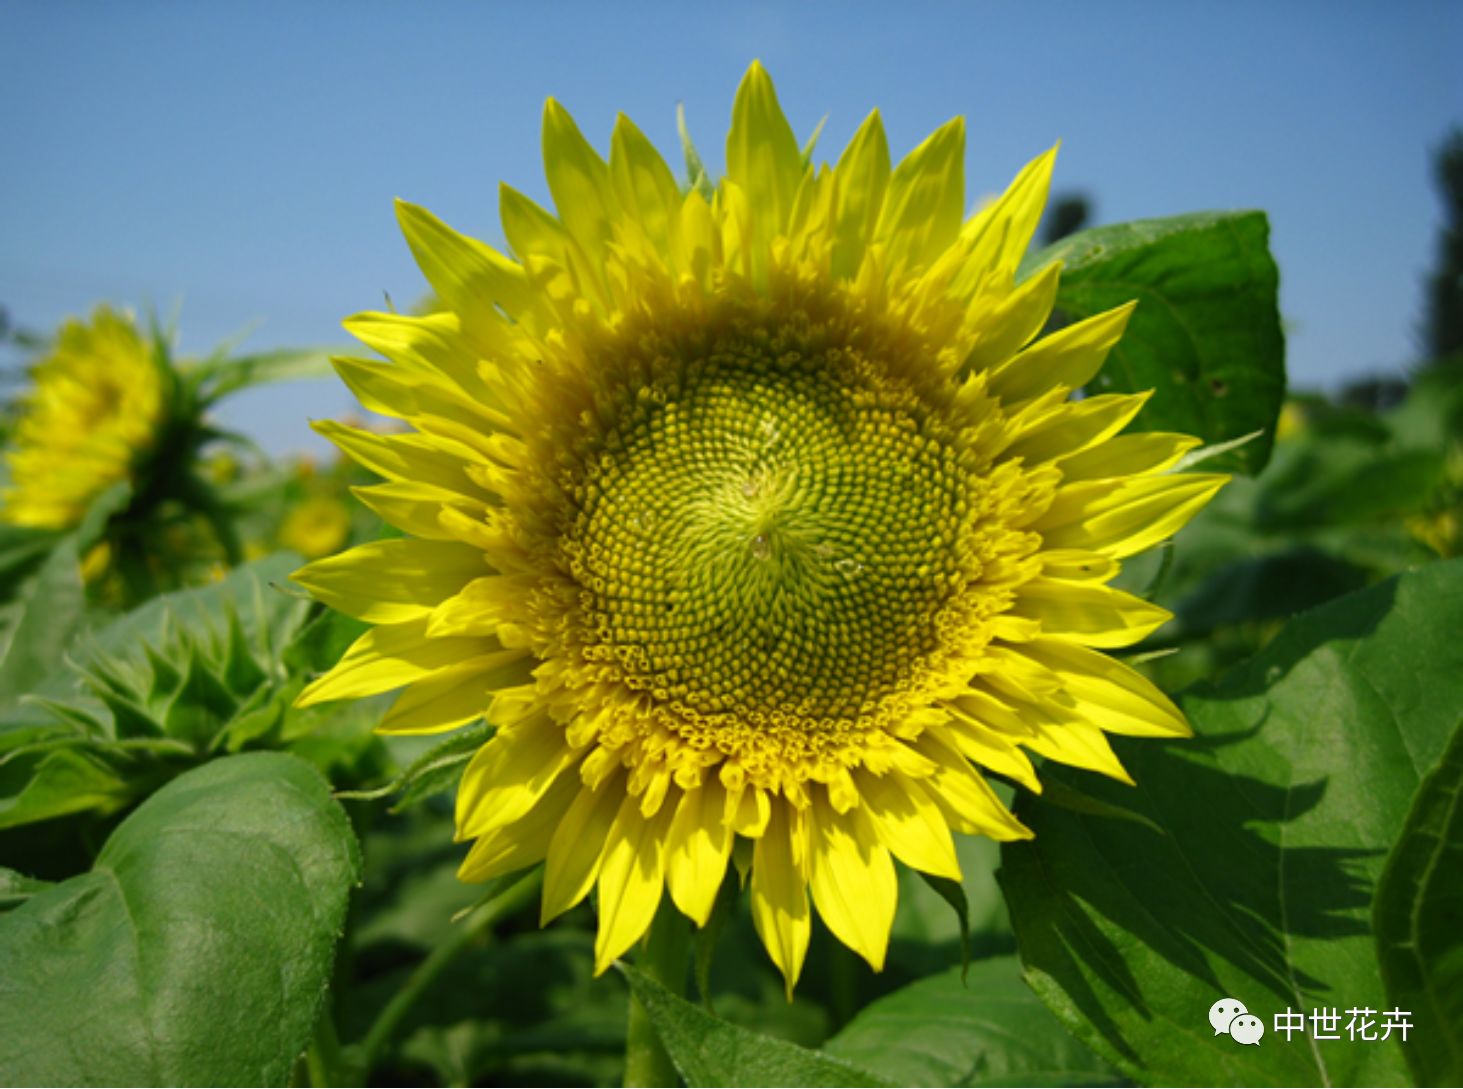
[279,493,353,559]
[295,62,1225,991]
[2,306,167,530]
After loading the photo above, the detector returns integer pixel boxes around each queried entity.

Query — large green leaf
[823,957,1117,1087]
[1000,559,1463,1087]
[620,963,890,1088]
[1373,718,1463,1087]
[0,752,360,1085]
[1024,212,1285,476]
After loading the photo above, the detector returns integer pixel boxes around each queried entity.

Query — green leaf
[100,551,309,666]
[0,752,360,1086]
[618,962,892,1087]
[191,345,344,406]
[677,103,715,200]
[0,482,130,714]
[0,740,142,829]
[1000,559,1463,1087]
[823,957,1117,1087]
[391,719,494,810]
[0,554,324,829]
[1255,437,1447,531]
[1165,545,1370,642]
[0,867,53,911]
[1024,211,1285,475]
[1373,717,1463,1086]
[0,523,59,600]
[335,720,493,809]
[917,872,972,975]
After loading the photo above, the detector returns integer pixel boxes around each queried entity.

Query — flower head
[296,62,1225,991]
[2,306,167,529]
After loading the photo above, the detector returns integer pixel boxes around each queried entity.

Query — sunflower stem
[357,869,540,1073]
[624,901,690,1088]
[304,999,345,1087]
[828,942,860,1030]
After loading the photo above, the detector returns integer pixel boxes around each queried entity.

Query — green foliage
[621,963,892,1088]
[338,719,495,811]
[0,753,360,1086]
[6,195,1460,1089]
[624,954,1118,1088]
[1373,718,1463,1087]
[823,958,1118,1087]
[0,553,385,829]
[1000,560,1463,1087]
[1025,211,1286,476]
[0,482,130,713]
[187,345,343,407]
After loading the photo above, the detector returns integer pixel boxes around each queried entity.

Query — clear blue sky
[3,1,1459,455]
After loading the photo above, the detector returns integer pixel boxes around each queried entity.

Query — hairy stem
[624,901,691,1088]
[357,869,541,1072]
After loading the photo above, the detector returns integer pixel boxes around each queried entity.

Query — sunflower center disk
[564,333,986,742]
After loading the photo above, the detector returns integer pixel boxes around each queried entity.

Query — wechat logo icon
[1210,998,1264,1045]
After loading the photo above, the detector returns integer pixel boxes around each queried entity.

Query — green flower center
[562,324,986,730]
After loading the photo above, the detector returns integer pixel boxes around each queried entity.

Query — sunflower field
[2,59,1460,1089]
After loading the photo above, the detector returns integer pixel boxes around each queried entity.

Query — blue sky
[3,1,1459,454]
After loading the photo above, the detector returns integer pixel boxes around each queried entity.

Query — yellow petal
[1023,719,1135,785]
[808,801,897,970]
[542,98,616,266]
[1037,473,1228,557]
[455,719,579,838]
[915,729,1032,841]
[458,768,580,882]
[350,481,471,542]
[1038,549,1120,582]
[876,117,964,274]
[938,707,1043,791]
[965,260,1063,374]
[958,145,1058,285]
[541,772,625,923]
[378,651,531,735]
[990,301,1136,404]
[609,113,682,258]
[426,576,520,639]
[676,189,718,288]
[293,539,486,624]
[856,770,962,880]
[1021,637,1191,737]
[726,60,803,243]
[830,110,890,279]
[331,356,510,434]
[665,779,734,926]
[1055,432,1201,482]
[593,793,676,974]
[1003,390,1149,466]
[750,800,811,998]
[395,199,533,324]
[296,618,498,707]
[1010,576,1173,648]
[344,310,505,405]
[313,420,488,501]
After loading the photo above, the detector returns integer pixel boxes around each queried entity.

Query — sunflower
[279,494,353,559]
[2,306,167,530]
[296,62,1225,991]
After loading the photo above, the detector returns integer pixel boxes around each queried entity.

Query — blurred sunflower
[296,62,1225,991]
[1,306,166,529]
[278,494,352,559]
